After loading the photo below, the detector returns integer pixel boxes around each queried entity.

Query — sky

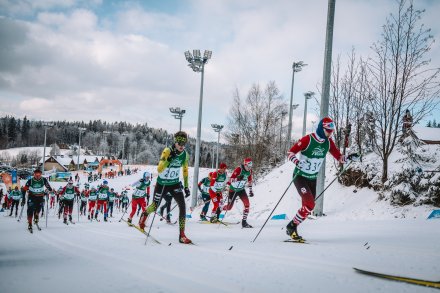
[0,0,439,142]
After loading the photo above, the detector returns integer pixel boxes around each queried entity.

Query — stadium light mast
[287,61,307,148]
[302,92,315,137]
[77,127,86,171]
[184,49,212,208]
[169,107,186,131]
[211,124,224,169]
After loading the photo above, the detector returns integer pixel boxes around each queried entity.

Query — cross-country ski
[1,1,440,292]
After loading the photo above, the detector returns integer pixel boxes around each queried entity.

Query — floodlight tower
[211,124,224,169]
[184,49,212,208]
[169,107,186,131]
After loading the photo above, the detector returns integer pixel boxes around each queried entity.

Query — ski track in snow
[1,164,439,293]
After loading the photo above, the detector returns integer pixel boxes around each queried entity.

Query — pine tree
[7,117,17,143]
[21,116,30,143]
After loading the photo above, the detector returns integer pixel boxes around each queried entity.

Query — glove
[167,147,178,162]
[288,153,300,165]
[249,187,254,197]
[184,187,190,198]
[21,200,25,206]
[339,155,347,164]
[198,186,203,193]
[347,153,360,162]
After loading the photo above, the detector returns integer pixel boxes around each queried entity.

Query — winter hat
[316,117,335,140]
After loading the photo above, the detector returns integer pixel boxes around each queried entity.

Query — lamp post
[77,127,86,171]
[279,110,288,155]
[102,131,111,157]
[184,49,212,208]
[211,124,224,169]
[121,133,128,164]
[302,91,315,137]
[42,122,53,228]
[315,0,337,217]
[41,122,53,173]
[169,107,186,131]
[287,61,307,149]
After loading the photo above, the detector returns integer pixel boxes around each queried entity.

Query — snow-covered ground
[1,162,439,293]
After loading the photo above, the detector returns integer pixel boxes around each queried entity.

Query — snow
[413,125,440,141]
[1,162,439,293]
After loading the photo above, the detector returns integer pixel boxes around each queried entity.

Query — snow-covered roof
[413,125,440,141]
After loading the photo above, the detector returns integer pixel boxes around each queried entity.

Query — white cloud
[0,0,439,141]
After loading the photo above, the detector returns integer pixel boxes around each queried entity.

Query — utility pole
[315,0,336,217]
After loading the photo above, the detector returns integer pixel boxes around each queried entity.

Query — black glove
[167,146,178,162]
[198,186,203,193]
[249,188,254,197]
[347,153,360,162]
[184,187,190,198]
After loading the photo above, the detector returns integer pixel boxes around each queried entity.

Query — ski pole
[145,185,166,245]
[218,190,238,228]
[118,199,132,222]
[17,202,25,222]
[77,196,80,223]
[189,197,211,215]
[314,160,352,203]
[45,194,49,228]
[252,179,294,243]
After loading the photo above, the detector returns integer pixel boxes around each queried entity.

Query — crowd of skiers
[2,117,356,244]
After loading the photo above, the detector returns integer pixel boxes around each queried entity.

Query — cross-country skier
[285,117,345,241]
[197,175,212,221]
[108,188,116,217]
[96,180,110,221]
[223,158,254,228]
[8,186,23,217]
[126,172,151,224]
[121,190,129,212]
[208,163,228,223]
[88,186,98,220]
[138,131,192,244]
[22,169,53,232]
[49,190,56,209]
[80,185,89,215]
[59,179,80,224]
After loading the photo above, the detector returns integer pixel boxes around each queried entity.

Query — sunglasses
[175,137,187,146]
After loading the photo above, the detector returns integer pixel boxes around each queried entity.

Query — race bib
[159,167,181,180]
[231,180,246,189]
[299,157,324,174]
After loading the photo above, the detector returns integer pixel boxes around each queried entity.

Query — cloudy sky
[0,0,439,142]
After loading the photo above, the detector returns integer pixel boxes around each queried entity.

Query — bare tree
[225,81,287,173]
[368,0,440,182]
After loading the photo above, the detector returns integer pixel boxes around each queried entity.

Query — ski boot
[139,212,149,230]
[210,215,218,223]
[28,223,33,233]
[242,220,253,228]
[88,214,90,220]
[179,233,192,244]
[200,214,208,221]
[286,221,303,241]
[69,215,74,224]
[63,218,68,225]
[127,218,132,224]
